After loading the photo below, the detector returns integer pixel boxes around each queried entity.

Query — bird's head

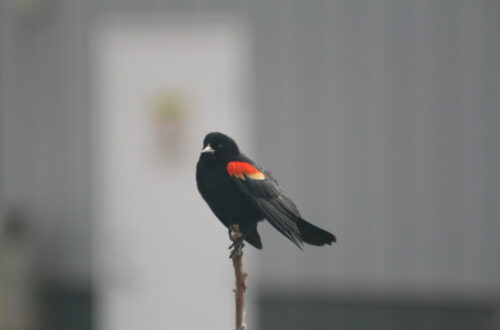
[200,132,240,161]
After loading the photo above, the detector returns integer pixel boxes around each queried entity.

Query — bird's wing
[226,160,304,248]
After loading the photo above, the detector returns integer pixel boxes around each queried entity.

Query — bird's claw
[228,224,245,258]
[230,246,244,258]
[229,239,245,258]
[228,238,244,250]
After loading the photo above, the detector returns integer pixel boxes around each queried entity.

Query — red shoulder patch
[227,161,266,180]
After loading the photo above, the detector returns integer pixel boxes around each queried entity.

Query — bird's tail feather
[243,226,263,249]
[297,218,336,246]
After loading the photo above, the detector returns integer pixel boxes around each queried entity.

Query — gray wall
[1,0,499,298]
[1,0,93,284]
[252,0,500,298]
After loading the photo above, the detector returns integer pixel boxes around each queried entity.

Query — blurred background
[1,0,499,329]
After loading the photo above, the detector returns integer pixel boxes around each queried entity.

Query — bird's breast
[196,160,260,222]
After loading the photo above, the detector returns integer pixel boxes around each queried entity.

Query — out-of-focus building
[0,1,499,330]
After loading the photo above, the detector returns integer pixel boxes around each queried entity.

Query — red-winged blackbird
[196,132,336,250]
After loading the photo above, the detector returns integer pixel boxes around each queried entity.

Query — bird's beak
[201,144,215,154]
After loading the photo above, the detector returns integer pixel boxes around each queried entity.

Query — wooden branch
[230,225,247,330]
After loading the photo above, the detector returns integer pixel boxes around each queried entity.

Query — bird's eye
[218,144,223,149]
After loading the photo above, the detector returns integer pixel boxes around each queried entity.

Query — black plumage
[196,132,336,249]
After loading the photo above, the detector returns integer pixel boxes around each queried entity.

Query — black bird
[196,132,336,250]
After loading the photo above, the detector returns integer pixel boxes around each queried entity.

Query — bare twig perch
[230,224,248,330]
